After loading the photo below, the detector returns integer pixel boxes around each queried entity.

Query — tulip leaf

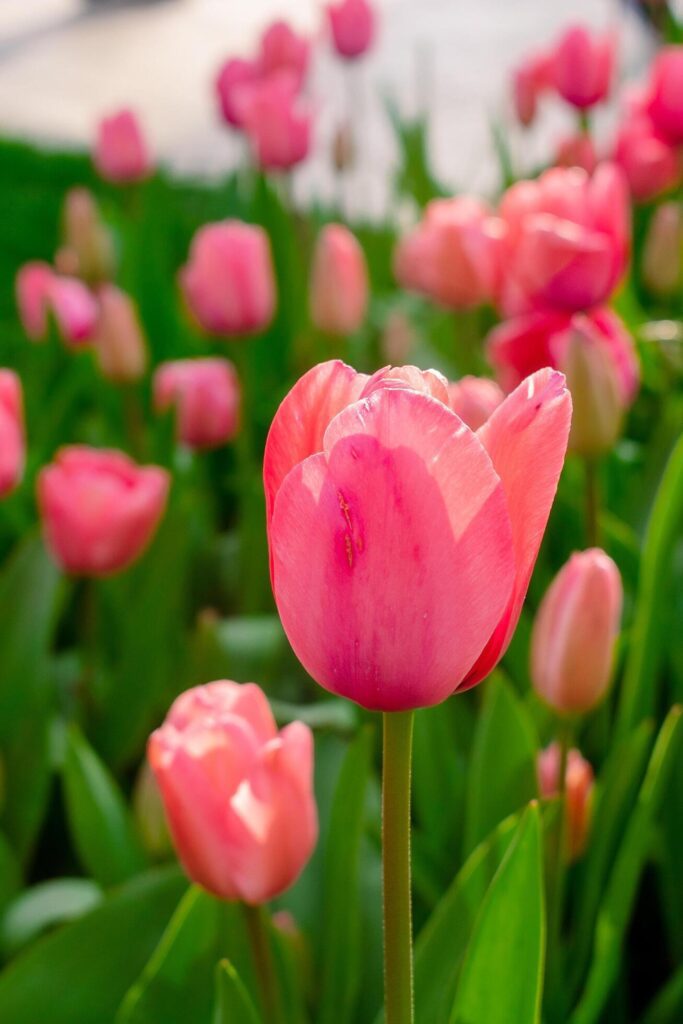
[463,675,539,857]
[449,802,546,1024]
[0,878,103,957]
[213,960,263,1024]
[640,966,683,1024]
[61,724,148,887]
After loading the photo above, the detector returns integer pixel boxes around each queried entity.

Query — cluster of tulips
[1,7,682,1024]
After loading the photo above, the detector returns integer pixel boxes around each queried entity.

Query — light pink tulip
[94,109,151,184]
[154,358,240,449]
[531,548,622,714]
[215,58,261,129]
[512,50,552,127]
[447,376,504,431]
[148,680,317,904]
[241,72,312,171]
[259,20,310,89]
[180,220,276,337]
[328,0,375,60]
[93,285,148,383]
[555,133,598,174]
[310,224,368,335]
[563,319,628,456]
[0,371,25,497]
[264,360,571,710]
[37,447,169,576]
[642,201,683,298]
[612,113,680,203]
[550,25,616,111]
[16,261,54,340]
[538,743,594,858]
[646,46,683,143]
[49,276,99,346]
[61,188,115,284]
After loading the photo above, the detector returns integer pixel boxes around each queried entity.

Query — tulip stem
[382,710,415,1024]
[547,720,573,996]
[243,903,283,1024]
[585,458,600,547]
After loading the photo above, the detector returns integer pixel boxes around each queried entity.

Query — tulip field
[0,4,683,1023]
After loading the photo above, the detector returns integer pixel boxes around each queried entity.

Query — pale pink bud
[538,743,594,858]
[0,371,25,498]
[241,72,312,172]
[148,681,318,904]
[613,113,680,202]
[551,25,616,111]
[310,224,368,336]
[180,220,276,337]
[37,446,170,576]
[49,277,99,346]
[215,58,261,129]
[447,376,504,431]
[94,109,151,184]
[259,20,310,89]
[531,548,622,714]
[93,285,148,383]
[555,133,598,174]
[154,358,240,449]
[328,0,375,60]
[61,188,115,284]
[563,317,628,456]
[15,261,54,340]
[380,310,414,363]
[642,202,683,298]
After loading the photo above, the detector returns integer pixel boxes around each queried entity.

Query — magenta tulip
[447,376,504,431]
[550,25,616,111]
[94,109,151,184]
[259,20,310,89]
[16,261,54,340]
[328,0,375,60]
[512,50,552,127]
[49,276,99,346]
[613,113,680,203]
[241,72,312,171]
[215,58,261,129]
[0,371,25,497]
[646,46,683,143]
[154,358,240,449]
[310,224,368,335]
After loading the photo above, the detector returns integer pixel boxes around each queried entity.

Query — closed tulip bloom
[49,276,99,346]
[555,133,598,174]
[642,202,683,298]
[310,224,368,335]
[531,548,622,714]
[551,25,616,110]
[180,221,276,337]
[259,20,309,89]
[16,261,54,340]
[264,360,571,711]
[61,188,115,285]
[448,376,504,431]
[613,113,680,202]
[0,371,25,497]
[94,109,151,184]
[512,50,552,127]
[148,681,317,903]
[538,743,594,858]
[215,58,261,128]
[154,358,240,449]
[563,319,628,456]
[241,72,312,171]
[328,0,375,60]
[93,285,148,383]
[646,46,683,143]
[37,447,169,576]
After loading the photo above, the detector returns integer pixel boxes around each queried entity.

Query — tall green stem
[382,710,415,1024]
[243,903,283,1024]
[585,459,600,548]
[546,718,573,1004]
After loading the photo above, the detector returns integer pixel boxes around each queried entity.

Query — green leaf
[0,833,20,916]
[213,960,262,1024]
[61,724,147,887]
[450,803,546,1024]
[640,967,683,1024]
[463,676,539,857]
[318,726,373,1024]
[0,878,103,957]
[0,867,185,1023]
[571,707,683,1024]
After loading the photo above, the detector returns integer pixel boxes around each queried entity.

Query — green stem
[243,903,283,1024]
[382,710,415,1024]
[585,459,600,548]
[547,719,573,995]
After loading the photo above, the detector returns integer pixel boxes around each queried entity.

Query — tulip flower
[259,20,309,89]
[148,680,317,904]
[448,376,504,431]
[646,46,683,143]
[49,276,99,346]
[310,224,368,335]
[93,109,151,184]
[531,548,622,714]
[180,220,276,337]
[563,319,629,457]
[550,25,616,111]
[555,133,598,174]
[538,743,594,857]
[15,261,54,340]
[61,188,115,285]
[642,202,683,298]
[328,0,375,60]
[0,370,25,498]
[93,285,148,383]
[512,50,552,127]
[154,358,240,449]
[264,359,571,711]
[613,113,680,202]
[240,72,312,172]
[215,58,261,129]
[37,446,169,576]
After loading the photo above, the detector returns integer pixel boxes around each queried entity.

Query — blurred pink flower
[447,376,504,431]
[93,285,148,383]
[215,57,261,129]
[613,113,680,203]
[94,109,151,184]
[646,46,683,143]
[328,0,376,60]
[538,743,594,858]
[550,25,616,111]
[512,50,552,127]
[555,133,598,174]
[0,370,25,498]
[310,224,368,335]
[16,261,54,340]
[154,358,241,449]
[259,20,310,89]
[241,72,312,171]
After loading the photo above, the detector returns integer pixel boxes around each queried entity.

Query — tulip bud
[538,743,594,858]
[562,318,625,457]
[550,25,615,111]
[15,261,53,341]
[531,548,622,715]
[240,72,312,172]
[613,112,680,204]
[49,277,99,347]
[148,681,318,904]
[0,371,25,498]
[327,0,375,60]
[94,109,151,184]
[61,188,115,285]
[447,376,504,431]
[646,47,683,144]
[512,50,552,127]
[92,285,148,383]
[132,760,172,859]
[153,358,240,449]
[215,58,261,129]
[380,310,414,363]
[310,224,368,336]
[259,20,310,89]
[642,202,683,298]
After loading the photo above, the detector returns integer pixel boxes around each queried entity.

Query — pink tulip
[61,187,115,284]
[215,58,261,129]
[492,164,630,316]
[310,224,368,335]
[563,318,630,456]
[241,72,312,171]
[259,20,310,89]
[555,133,598,174]
[37,447,169,576]
[264,360,571,711]
[512,50,552,127]
[93,285,148,383]
[538,743,594,858]
[550,25,616,111]
[447,376,504,431]
[148,680,317,903]
[94,109,151,184]
[180,220,276,337]
[154,358,240,449]
[394,197,499,311]
[531,548,622,714]
[642,201,683,298]
[16,261,54,340]
[328,0,375,60]
[49,276,99,346]
[0,371,25,497]
[646,46,683,143]
[612,113,680,203]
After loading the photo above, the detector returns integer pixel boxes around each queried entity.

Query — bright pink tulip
[555,133,598,174]
[180,220,276,337]
[612,113,680,202]
[148,680,317,903]
[264,360,571,711]
[538,743,594,858]
[154,358,240,449]
[394,197,499,311]
[49,276,99,346]
[0,371,25,497]
[241,72,312,171]
[37,447,169,576]
[492,164,630,316]
[550,25,616,111]
[215,58,261,129]
[310,224,368,335]
[16,261,54,340]
[531,548,622,714]
[448,376,504,431]
[93,285,148,383]
[512,50,552,127]
[94,109,151,184]
[328,0,375,60]
[646,46,683,143]
[259,20,309,89]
